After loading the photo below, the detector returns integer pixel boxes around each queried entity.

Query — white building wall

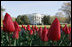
[26,13,44,25]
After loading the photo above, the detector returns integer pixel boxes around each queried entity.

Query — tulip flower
[3,26,6,32]
[12,21,21,39]
[23,26,27,31]
[29,29,33,46]
[47,28,49,31]
[32,25,34,29]
[41,26,48,41]
[14,21,21,32]
[19,27,21,31]
[35,25,38,29]
[27,25,31,31]
[22,24,24,28]
[34,25,39,32]
[3,13,15,46]
[38,27,42,37]
[13,30,19,39]
[68,27,71,40]
[32,25,35,33]
[62,24,70,34]
[36,27,39,32]
[69,27,71,33]
[29,30,33,35]
[47,18,61,41]
[69,33,71,40]
[3,13,15,33]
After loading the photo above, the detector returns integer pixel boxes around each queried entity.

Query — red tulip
[62,24,65,31]
[32,25,36,34]
[22,24,24,28]
[32,25,34,29]
[62,24,70,34]
[29,30,33,35]
[33,29,36,34]
[47,18,61,41]
[23,26,27,31]
[3,26,6,32]
[19,27,21,31]
[35,25,37,29]
[3,13,15,33]
[12,30,19,39]
[36,27,39,32]
[34,25,39,31]
[69,27,71,33]
[69,33,71,40]
[41,26,48,41]
[47,28,49,30]
[38,27,42,37]
[27,25,31,31]
[14,21,21,32]
[12,21,20,39]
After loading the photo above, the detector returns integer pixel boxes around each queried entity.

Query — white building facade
[26,13,44,25]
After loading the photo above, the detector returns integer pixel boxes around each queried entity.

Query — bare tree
[59,2,71,23]
[1,6,5,11]
[55,12,64,17]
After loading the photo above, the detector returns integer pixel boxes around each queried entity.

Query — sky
[1,1,70,18]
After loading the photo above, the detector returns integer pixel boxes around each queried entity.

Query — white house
[26,13,44,25]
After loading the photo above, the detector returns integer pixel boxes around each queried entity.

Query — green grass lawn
[18,24,71,28]
[1,23,71,28]
[19,25,44,27]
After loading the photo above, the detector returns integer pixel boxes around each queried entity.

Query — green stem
[44,42,47,46]
[29,35,32,46]
[8,33,11,46]
[52,41,54,46]
[30,40,32,46]
[14,39,16,46]
[39,39,41,46]
[63,34,66,40]
[6,33,9,42]
[19,32,20,46]
[29,36,31,46]
[19,38,20,46]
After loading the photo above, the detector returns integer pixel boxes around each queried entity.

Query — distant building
[26,13,44,25]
